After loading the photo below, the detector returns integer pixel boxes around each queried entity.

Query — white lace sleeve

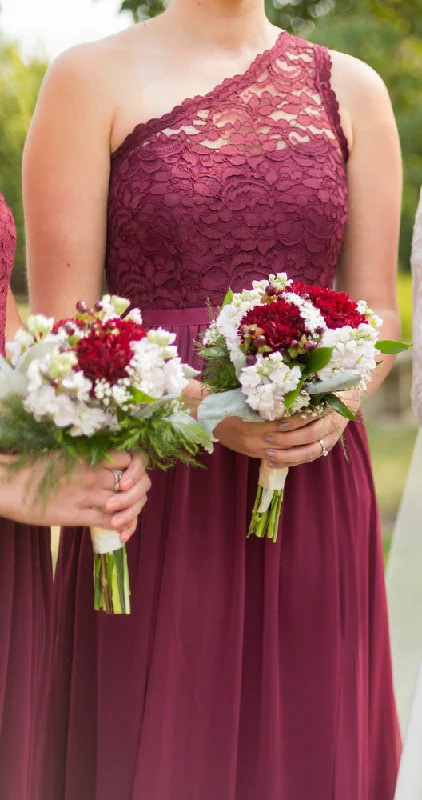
[412,190,422,424]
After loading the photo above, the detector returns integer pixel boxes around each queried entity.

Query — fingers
[266,431,339,468]
[111,497,148,534]
[106,474,151,514]
[103,452,132,472]
[263,418,327,451]
[119,453,148,492]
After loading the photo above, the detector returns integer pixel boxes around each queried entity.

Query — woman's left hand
[263,391,361,469]
[104,453,151,542]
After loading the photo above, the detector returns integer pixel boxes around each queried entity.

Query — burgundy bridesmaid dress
[0,194,53,799]
[45,33,401,799]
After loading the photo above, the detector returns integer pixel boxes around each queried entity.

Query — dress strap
[314,44,350,164]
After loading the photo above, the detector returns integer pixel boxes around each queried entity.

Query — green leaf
[326,393,357,421]
[130,388,156,404]
[222,288,234,307]
[301,347,334,374]
[284,377,305,411]
[377,339,411,355]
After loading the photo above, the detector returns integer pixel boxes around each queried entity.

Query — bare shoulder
[329,50,394,124]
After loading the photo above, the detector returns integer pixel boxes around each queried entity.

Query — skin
[23,0,402,470]
[2,290,151,537]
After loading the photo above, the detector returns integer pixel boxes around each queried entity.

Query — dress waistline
[141,306,210,328]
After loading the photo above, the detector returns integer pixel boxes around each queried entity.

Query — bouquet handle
[248,462,288,542]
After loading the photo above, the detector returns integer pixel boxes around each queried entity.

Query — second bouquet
[0,296,210,614]
[197,273,408,542]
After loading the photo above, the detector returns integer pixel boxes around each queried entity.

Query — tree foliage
[0,40,47,291]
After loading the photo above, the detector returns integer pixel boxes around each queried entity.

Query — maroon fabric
[44,33,400,799]
[0,193,53,799]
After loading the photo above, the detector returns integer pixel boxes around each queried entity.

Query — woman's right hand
[1,452,151,538]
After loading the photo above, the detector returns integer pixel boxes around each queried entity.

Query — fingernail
[264,434,276,444]
[278,422,290,430]
[265,450,276,458]
[120,532,129,543]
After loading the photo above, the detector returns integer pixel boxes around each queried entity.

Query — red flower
[76,318,147,384]
[240,299,310,354]
[290,282,366,330]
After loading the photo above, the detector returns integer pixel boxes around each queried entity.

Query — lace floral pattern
[0,194,16,356]
[412,190,422,424]
[106,32,348,312]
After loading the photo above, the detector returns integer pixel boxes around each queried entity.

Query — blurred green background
[3,0,421,551]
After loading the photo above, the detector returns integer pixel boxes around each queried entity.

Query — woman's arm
[411,192,422,425]
[5,290,22,342]
[23,44,115,317]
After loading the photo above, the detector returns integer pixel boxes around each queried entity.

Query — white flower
[6,329,35,366]
[26,359,45,392]
[146,328,176,348]
[202,321,220,346]
[111,383,131,407]
[163,358,188,395]
[25,314,54,340]
[317,324,378,382]
[100,295,130,320]
[24,386,77,428]
[69,403,109,437]
[45,349,78,380]
[61,371,92,401]
[124,307,143,325]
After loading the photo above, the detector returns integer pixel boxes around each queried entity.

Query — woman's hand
[1,452,151,538]
[215,391,360,468]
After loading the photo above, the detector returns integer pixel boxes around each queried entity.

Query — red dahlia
[290,282,367,330]
[76,318,147,384]
[240,299,309,354]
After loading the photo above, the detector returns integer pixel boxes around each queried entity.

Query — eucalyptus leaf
[306,371,361,396]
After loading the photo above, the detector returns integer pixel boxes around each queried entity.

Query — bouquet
[0,296,210,614]
[197,273,408,542]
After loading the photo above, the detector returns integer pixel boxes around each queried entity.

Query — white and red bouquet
[0,295,209,613]
[198,273,408,541]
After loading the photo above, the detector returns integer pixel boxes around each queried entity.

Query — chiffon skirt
[42,313,400,799]
[0,519,52,799]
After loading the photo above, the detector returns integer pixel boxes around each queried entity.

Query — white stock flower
[6,329,35,366]
[163,358,188,395]
[318,323,378,382]
[26,359,45,392]
[24,386,77,428]
[69,403,109,437]
[45,349,78,380]
[61,371,92,401]
[240,354,303,421]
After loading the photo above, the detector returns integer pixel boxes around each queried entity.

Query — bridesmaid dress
[45,32,400,799]
[0,193,53,799]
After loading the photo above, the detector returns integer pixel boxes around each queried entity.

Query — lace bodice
[412,190,422,424]
[106,32,348,311]
[0,194,16,356]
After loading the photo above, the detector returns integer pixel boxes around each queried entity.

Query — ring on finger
[112,468,124,493]
[319,438,329,458]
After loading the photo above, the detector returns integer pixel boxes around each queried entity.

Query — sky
[0,0,130,60]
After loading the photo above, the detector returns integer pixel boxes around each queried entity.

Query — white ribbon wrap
[90,527,124,555]
[258,462,289,513]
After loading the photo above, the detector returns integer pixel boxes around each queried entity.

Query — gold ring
[319,439,329,458]
[112,469,124,493]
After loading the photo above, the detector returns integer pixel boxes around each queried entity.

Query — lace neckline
[111,28,288,162]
